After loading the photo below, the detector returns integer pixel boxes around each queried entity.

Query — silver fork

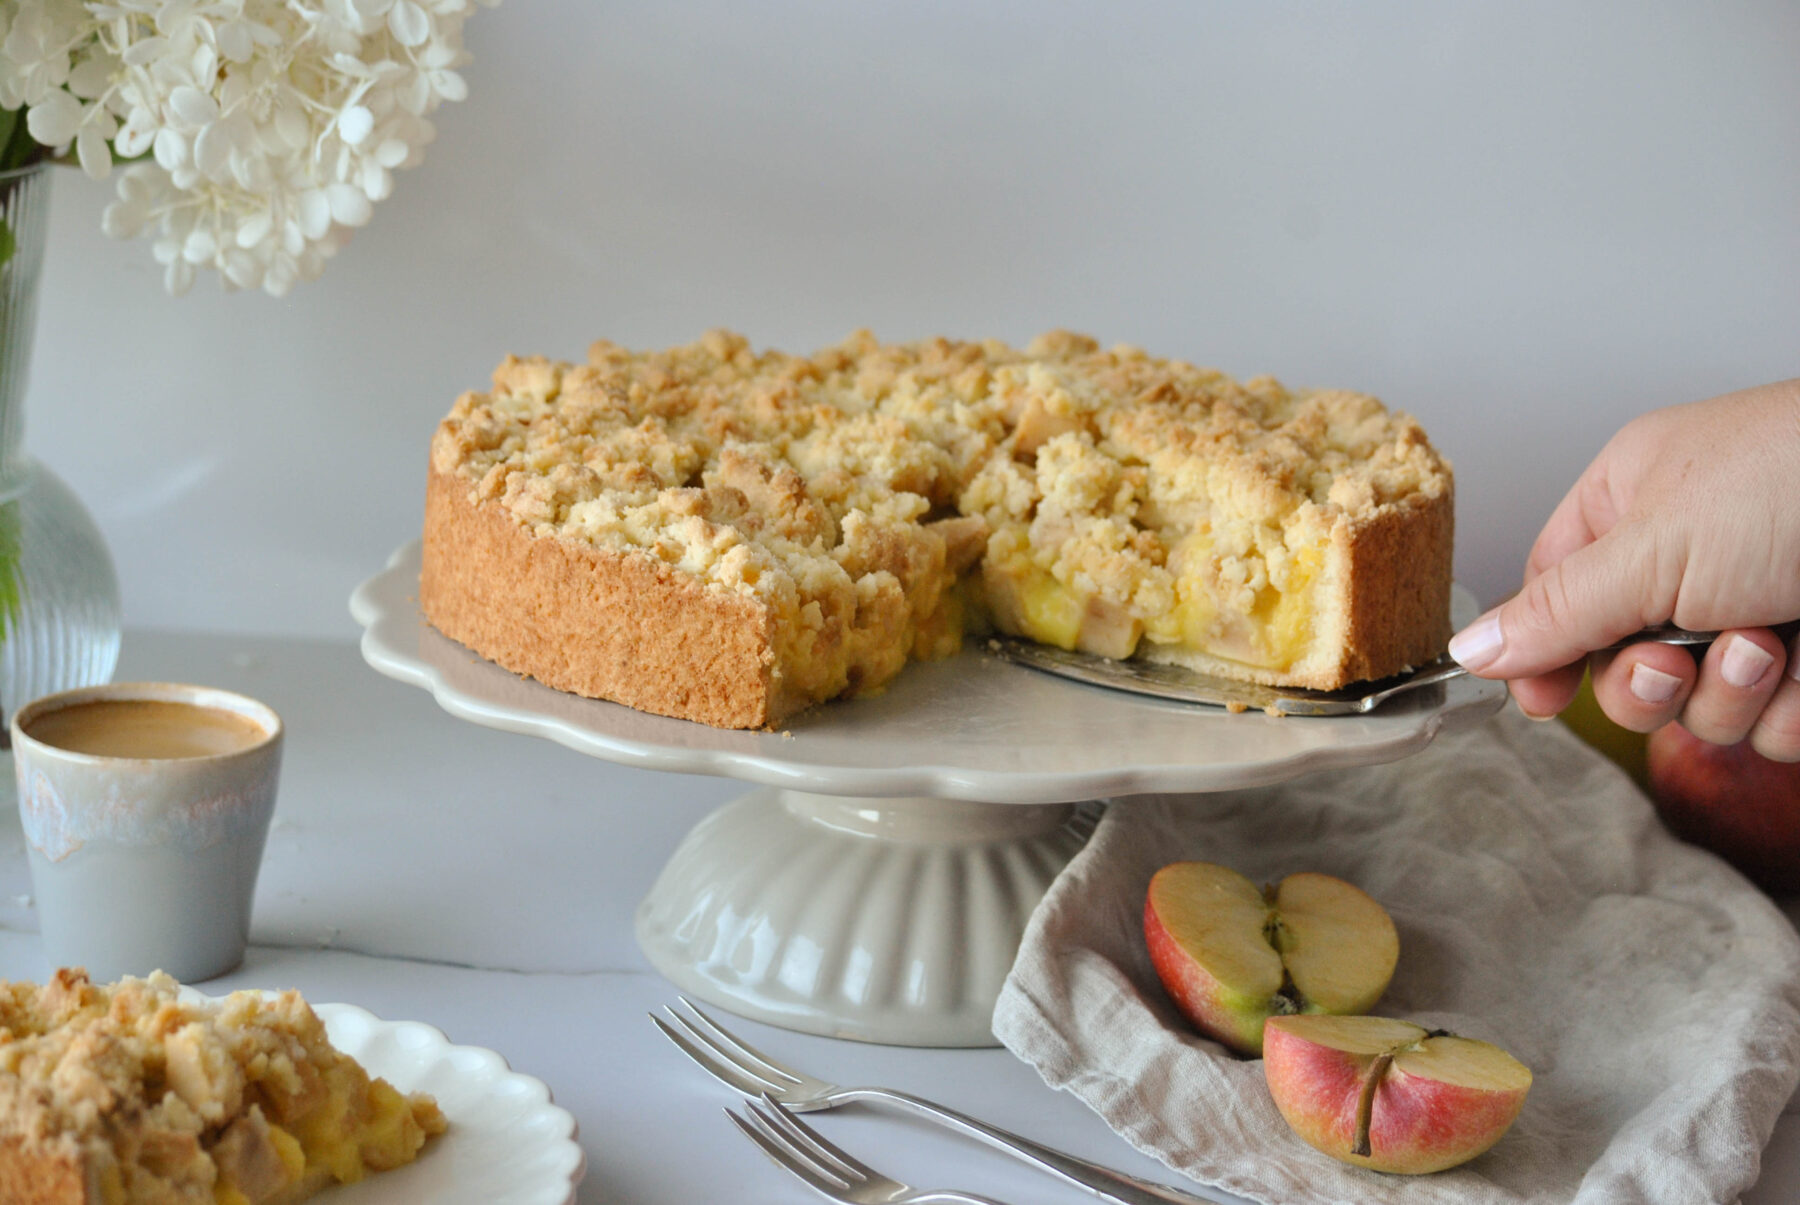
[730,1092,1013,1205]
[654,999,1225,1205]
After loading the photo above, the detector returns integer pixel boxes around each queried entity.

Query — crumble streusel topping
[436,332,1443,610]
[0,969,444,1204]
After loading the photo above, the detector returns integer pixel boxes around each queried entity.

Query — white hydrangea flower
[0,0,496,296]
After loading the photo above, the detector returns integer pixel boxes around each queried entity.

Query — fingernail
[1448,611,1504,671]
[1629,663,1682,704]
[1720,636,1775,688]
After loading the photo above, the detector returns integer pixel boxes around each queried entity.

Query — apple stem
[1352,1053,1392,1158]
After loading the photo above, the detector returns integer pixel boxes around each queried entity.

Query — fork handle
[841,1088,1224,1205]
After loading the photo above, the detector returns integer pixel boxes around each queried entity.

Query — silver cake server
[988,625,1719,716]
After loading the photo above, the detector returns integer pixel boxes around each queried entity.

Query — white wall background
[25,1,1800,640]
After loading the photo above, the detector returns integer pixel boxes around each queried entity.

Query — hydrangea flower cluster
[0,0,494,295]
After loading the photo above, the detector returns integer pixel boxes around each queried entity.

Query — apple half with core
[1144,862,1400,1056]
[1263,1015,1532,1174]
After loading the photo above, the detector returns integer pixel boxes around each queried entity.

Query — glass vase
[0,163,121,764]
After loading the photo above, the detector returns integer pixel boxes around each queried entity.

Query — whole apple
[1647,722,1800,896]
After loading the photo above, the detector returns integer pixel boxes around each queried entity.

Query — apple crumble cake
[422,330,1452,729]
[0,969,444,1205]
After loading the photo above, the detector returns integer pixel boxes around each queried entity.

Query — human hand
[1447,380,1800,760]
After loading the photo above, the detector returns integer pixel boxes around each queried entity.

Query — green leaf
[0,106,45,272]
[0,501,23,644]
[0,103,48,174]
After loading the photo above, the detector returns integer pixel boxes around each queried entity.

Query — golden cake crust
[1339,494,1456,686]
[420,331,1455,728]
[0,1137,85,1205]
[422,464,783,729]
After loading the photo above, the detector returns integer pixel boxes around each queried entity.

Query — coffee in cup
[23,698,270,760]
[10,683,284,982]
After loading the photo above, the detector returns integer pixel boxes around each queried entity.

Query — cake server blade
[988,626,1718,716]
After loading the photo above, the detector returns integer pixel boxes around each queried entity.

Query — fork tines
[654,996,803,1095]
[730,1092,872,1193]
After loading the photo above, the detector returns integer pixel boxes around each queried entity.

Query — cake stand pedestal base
[635,788,1100,1047]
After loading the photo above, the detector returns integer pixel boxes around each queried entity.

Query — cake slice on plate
[0,969,443,1204]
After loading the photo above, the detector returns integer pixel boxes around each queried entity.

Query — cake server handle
[1356,625,1720,713]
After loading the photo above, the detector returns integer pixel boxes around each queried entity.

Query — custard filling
[983,527,1327,673]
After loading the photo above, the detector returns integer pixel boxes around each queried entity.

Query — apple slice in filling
[979,527,1328,676]
[978,554,1144,659]
[1143,531,1325,673]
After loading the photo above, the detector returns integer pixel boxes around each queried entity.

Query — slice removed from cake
[0,969,444,1205]
[964,343,1453,689]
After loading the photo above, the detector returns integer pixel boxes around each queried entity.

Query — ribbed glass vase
[0,163,121,760]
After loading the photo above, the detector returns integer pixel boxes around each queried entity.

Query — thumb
[1450,521,1665,679]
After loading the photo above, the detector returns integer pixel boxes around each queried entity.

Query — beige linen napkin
[993,708,1800,1205]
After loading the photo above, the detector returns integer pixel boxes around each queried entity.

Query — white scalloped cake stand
[352,542,1503,1047]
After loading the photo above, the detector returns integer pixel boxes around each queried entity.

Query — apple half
[1263,1015,1532,1174]
[1144,862,1399,1056]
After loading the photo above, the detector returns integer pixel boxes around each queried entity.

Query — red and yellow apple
[1263,1015,1531,1174]
[1144,862,1399,1056]
[1647,722,1800,896]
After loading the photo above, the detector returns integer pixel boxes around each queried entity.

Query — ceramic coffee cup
[10,682,283,982]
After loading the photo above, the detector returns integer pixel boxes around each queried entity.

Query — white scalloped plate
[352,541,1505,803]
[184,991,584,1204]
